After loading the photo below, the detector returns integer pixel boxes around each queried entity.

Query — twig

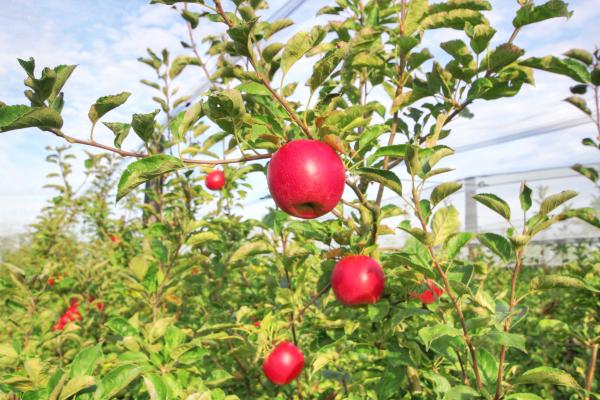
[585,343,598,400]
[184,3,217,89]
[48,128,271,165]
[494,248,524,400]
[411,179,483,390]
[213,0,313,139]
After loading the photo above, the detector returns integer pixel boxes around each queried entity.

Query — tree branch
[48,128,271,165]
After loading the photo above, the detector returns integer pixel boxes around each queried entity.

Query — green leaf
[431,206,460,246]
[473,193,511,221]
[0,105,63,132]
[513,367,580,388]
[477,348,498,386]
[572,164,598,183]
[129,255,148,281]
[356,168,402,196]
[539,190,577,215]
[519,183,532,212]
[261,18,293,39]
[440,39,473,65]
[478,233,514,262]
[530,274,593,291]
[181,9,200,29]
[143,373,168,400]
[117,155,184,202]
[505,394,545,400]
[236,82,270,96]
[431,182,462,207]
[94,365,141,399]
[59,375,95,400]
[50,64,77,102]
[88,92,131,124]
[105,318,138,337]
[131,110,159,143]
[482,43,524,72]
[187,231,220,246]
[419,324,462,350]
[170,55,201,79]
[18,57,35,77]
[520,55,590,83]
[227,18,257,58]
[444,385,480,400]
[465,22,496,54]
[591,66,600,86]
[404,0,429,34]
[70,345,102,378]
[563,48,593,66]
[308,44,351,92]
[202,89,246,133]
[373,144,408,159]
[564,95,591,115]
[444,232,474,260]
[476,331,527,352]
[513,0,571,29]
[103,122,131,149]
[421,9,488,30]
[281,26,325,74]
[230,241,272,263]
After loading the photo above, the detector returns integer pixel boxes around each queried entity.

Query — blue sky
[1,0,599,238]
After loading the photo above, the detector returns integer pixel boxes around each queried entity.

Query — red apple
[267,139,345,219]
[48,277,55,286]
[331,255,385,306]
[205,169,226,190]
[263,341,304,385]
[96,302,105,312]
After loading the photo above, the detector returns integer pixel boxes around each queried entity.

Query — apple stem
[494,247,525,400]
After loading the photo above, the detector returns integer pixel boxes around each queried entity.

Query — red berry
[263,341,304,385]
[205,170,226,191]
[48,277,55,286]
[267,140,345,219]
[331,255,385,306]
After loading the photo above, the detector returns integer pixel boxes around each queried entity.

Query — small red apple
[109,235,122,244]
[205,169,226,190]
[331,255,385,306]
[263,341,305,385]
[96,302,105,312]
[412,279,444,305]
[48,277,55,286]
[267,139,345,219]
[253,321,261,328]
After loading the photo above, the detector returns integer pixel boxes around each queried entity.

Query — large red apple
[262,341,304,385]
[205,169,225,190]
[331,255,385,306]
[267,139,345,219]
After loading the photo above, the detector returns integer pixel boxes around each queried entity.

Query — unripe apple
[205,169,226,190]
[331,255,385,306]
[262,341,304,385]
[267,139,345,219]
